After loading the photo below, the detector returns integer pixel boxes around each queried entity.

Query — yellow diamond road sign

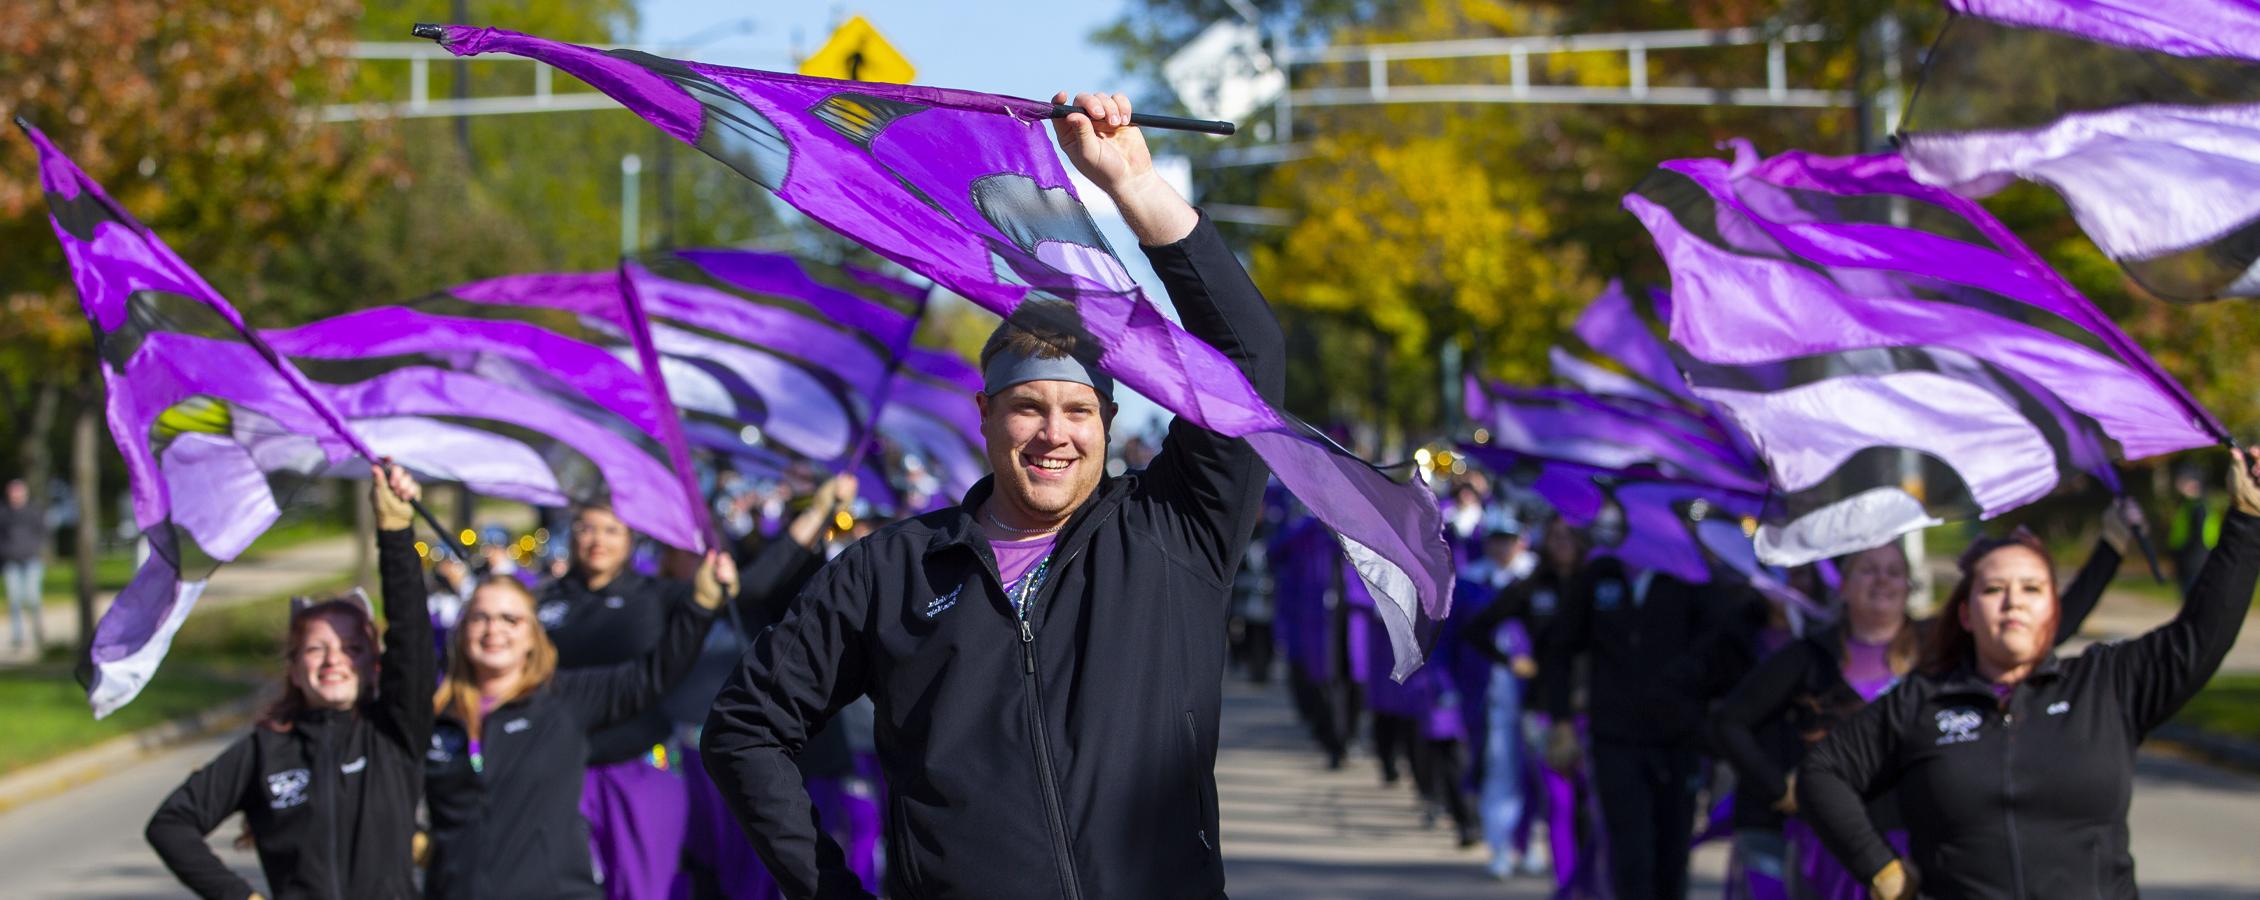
[799,15,916,84]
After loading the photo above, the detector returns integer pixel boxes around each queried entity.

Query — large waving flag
[21,121,386,716]
[260,276,715,553]
[1898,0,2260,301]
[1625,142,2224,565]
[1464,378,1766,495]
[422,24,1453,678]
[879,348,989,509]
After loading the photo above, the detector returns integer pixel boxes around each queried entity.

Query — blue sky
[638,2,1132,98]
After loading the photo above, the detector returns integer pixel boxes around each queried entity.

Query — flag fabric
[21,121,383,716]
[1898,0,2260,301]
[1624,142,2223,565]
[1463,377,1767,495]
[877,348,989,509]
[261,277,715,553]
[428,25,1454,679]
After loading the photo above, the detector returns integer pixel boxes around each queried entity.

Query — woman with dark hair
[145,465,434,900]
[1711,503,2134,898]
[421,501,735,900]
[1799,450,2260,900]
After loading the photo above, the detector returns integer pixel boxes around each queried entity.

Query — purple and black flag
[21,122,386,716]
[1899,0,2260,301]
[261,274,716,554]
[1625,142,2224,565]
[1463,377,1766,495]
[877,348,989,510]
[424,25,1454,678]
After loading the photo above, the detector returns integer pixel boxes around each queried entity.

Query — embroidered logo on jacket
[341,756,367,775]
[502,717,532,734]
[2047,701,2071,716]
[923,585,964,619]
[266,768,312,809]
[1934,708,1984,746]
[1593,581,1625,612]
[537,600,569,629]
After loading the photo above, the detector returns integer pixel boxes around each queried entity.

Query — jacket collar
[1935,653,2068,698]
[926,474,1130,564]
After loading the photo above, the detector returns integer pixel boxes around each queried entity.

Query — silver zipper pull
[1020,619,1034,643]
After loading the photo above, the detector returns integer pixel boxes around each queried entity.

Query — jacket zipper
[2001,690,2026,898]
[998,506,1113,900]
[319,723,345,899]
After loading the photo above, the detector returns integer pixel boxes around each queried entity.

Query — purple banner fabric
[1946,0,2260,58]
[1899,8,2260,300]
[22,121,379,716]
[1570,281,1696,403]
[263,293,713,552]
[1465,378,1765,494]
[432,25,1452,679]
[1624,142,2220,564]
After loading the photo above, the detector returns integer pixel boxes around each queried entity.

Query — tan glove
[1772,772,1799,815]
[1871,859,1918,900]
[371,463,420,532]
[2231,447,2260,517]
[2101,496,2141,556]
[1544,722,1581,772]
[1510,655,1538,680]
[693,549,738,610]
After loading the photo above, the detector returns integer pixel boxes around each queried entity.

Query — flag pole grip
[1049,104,1236,137]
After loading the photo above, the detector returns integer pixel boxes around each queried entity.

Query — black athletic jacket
[701,212,1281,900]
[1799,513,2260,899]
[545,537,824,764]
[1542,557,1730,746]
[145,528,434,900]
[422,594,717,900]
[1714,541,2119,816]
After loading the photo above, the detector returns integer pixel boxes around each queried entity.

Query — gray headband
[982,349,1115,398]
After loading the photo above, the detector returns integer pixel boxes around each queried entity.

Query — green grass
[0,583,349,777]
[39,516,352,606]
[2173,672,2260,745]
[0,667,262,773]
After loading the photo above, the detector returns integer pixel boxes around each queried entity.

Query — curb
[0,694,261,815]
[2152,723,2260,777]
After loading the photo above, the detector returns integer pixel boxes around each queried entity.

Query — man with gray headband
[703,91,1282,900]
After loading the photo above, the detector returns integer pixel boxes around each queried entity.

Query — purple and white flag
[21,121,383,716]
[1464,377,1766,495]
[262,278,718,553]
[1625,142,2223,564]
[1899,0,2260,301]
[425,24,1453,678]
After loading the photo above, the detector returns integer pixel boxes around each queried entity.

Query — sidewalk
[2062,581,2260,674]
[0,534,363,666]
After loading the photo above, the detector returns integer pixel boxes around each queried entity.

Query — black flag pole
[2130,521,2166,584]
[406,24,1239,136]
[1047,104,1237,137]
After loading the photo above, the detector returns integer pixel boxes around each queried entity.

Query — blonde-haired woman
[146,465,434,899]
[420,491,733,900]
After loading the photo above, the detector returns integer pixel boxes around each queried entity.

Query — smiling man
[700,91,1284,900]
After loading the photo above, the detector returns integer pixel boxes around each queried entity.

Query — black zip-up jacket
[1714,540,2119,818]
[540,567,694,764]
[1799,512,2260,899]
[146,528,434,900]
[422,593,718,900]
[700,211,1282,900]
[546,537,825,762]
[1542,557,1728,746]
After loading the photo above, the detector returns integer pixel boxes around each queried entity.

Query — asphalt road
[3,682,2258,898]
